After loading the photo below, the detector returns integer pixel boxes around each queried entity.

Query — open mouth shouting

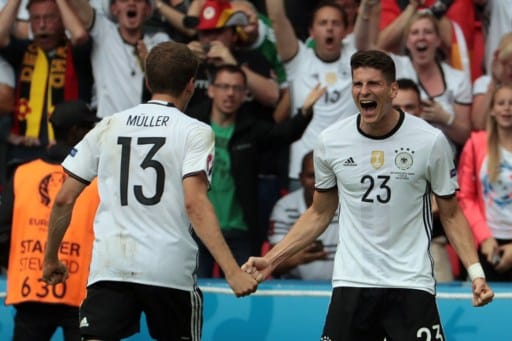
[415,42,428,53]
[360,100,377,112]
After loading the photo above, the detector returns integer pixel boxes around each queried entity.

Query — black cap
[50,100,99,129]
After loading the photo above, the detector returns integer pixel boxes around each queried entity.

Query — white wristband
[467,263,485,281]
[445,113,455,126]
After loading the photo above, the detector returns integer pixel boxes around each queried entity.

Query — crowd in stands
[0,0,511,323]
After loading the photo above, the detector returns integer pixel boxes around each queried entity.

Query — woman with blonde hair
[471,33,512,130]
[357,2,472,154]
[457,84,512,281]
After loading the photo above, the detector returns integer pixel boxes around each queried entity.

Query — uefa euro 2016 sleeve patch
[70,147,78,157]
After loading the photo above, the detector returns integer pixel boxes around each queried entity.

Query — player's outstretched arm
[242,189,338,282]
[43,177,87,285]
[183,174,258,297]
[437,195,494,307]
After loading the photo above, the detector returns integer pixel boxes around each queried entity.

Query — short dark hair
[210,64,247,86]
[350,50,396,83]
[145,42,199,97]
[396,78,420,97]
[311,1,348,29]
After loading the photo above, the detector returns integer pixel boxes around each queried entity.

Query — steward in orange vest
[0,100,99,341]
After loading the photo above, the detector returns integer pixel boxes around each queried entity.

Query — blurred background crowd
[0,0,511,291]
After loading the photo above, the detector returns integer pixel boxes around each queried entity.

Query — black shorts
[13,302,79,341]
[321,287,444,341]
[79,281,203,340]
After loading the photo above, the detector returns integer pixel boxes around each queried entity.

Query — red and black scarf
[12,42,78,141]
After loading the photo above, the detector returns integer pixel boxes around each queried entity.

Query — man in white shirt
[42,42,257,341]
[243,50,494,340]
[268,151,339,280]
[68,0,170,118]
[265,0,359,190]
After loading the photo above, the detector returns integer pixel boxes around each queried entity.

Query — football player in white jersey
[42,42,257,341]
[243,50,494,340]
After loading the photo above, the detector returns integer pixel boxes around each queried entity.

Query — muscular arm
[240,64,279,107]
[354,0,381,51]
[155,0,196,37]
[56,0,89,45]
[377,1,418,53]
[0,0,21,47]
[437,195,478,269]
[437,194,494,306]
[0,83,14,114]
[43,177,87,283]
[377,1,451,54]
[442,103,471,146]
[273,87,291,123]
[68,0,94,30]
[183,174,239,276]
[183,173,257,296]
[264,0,298,62]
[262,189,338,275]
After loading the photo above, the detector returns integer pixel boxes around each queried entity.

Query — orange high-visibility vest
[6,159,98,306]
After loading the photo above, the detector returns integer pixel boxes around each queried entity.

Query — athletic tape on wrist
[467,263,485,281]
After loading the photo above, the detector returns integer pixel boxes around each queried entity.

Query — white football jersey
[391,54,472,114]
[62,101,214,291]
[90,13,170,118]
[391,53,471,157]
[286,41,358,179]
[0,55,14,87]
[315,112,458,295]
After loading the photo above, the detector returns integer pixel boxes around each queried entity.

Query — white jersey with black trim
[62,101,214,291]
[89,12,170,118]
[391,53,471,157]
[269,188,339,280]
[286,41,358,179]
[391,54,472,111]
[314,112,458,295]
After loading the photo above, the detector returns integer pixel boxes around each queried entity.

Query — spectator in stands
[0,0,40,39]
[242,50,494,340]
[67,0,170,118]
[186,0,279,109]
[392,78,423,116]
[187,64,325,276]
[306,0,360,47]
[392,78,454,282]
[358,2,471,152]
[268,151,339,280]
[484,0,512,76]
[0,0,93,172]
[378,0,476,81]
[43,44,258,341]
[230,0,287,88]
[472,32,512,130]
[265,0,360,190]
[0,100,98,341]
[458,84,512,281]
